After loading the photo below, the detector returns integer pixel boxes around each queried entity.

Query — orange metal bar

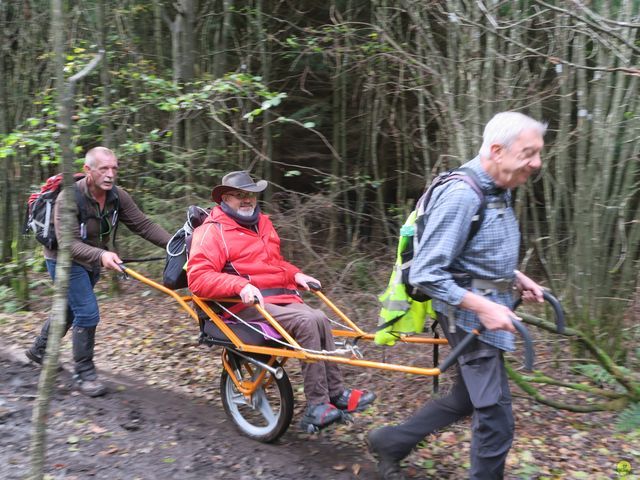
[331,329,448,345]
[191,297,249,349]
[312,290,367,335]
[121,266,199,322]
[221,350,269,396]
[226,343,442,376]
[123,266,446,376]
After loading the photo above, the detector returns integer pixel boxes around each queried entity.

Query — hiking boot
[25,317,70,369]
[300,402,343,433]
[25,340,47,365]
[367,428,407,480]
[72,326,107,397]
[73,374,107,397]
[331,388,377,412]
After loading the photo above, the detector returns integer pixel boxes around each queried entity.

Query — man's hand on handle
[460,292,517,333]
[514,269,544,303]
[294,272,321,291]
[101,251,123,272]
[239,284,264,309]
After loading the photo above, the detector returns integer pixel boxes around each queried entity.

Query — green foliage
[0,285,21,314]
[1,57,287,172]
[0,256,49,313]
[615,402,640,432]
[572,363,635,392]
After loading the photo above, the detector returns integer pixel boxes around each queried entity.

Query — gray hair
[85,147,116,168]
[479,112,547,158]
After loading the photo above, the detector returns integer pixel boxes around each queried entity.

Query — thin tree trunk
[96,0,112,147]
[29,3,102,476]
[0,1,12,264]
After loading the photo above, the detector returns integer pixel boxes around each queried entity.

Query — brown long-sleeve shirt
[44,177,171,270]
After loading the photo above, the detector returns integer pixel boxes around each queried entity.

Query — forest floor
[0,268,639,480]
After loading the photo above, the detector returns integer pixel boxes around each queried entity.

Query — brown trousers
[237,302,344,405]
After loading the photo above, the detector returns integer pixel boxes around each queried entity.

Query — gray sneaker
[367,429,407,480]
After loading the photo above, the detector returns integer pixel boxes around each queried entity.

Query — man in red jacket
[187,171,375,430]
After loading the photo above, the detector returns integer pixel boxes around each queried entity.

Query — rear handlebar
[514,290,565,334]
[438,291,566,373]
[438,318,534,374]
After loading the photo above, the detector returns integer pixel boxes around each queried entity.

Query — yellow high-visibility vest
[375,211,435,346]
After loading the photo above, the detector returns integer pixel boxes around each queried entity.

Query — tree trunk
[96,0,112,147]
[0,1,12,265]
[29,2,102,477]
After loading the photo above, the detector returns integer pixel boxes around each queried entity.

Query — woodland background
[0,0,639,424]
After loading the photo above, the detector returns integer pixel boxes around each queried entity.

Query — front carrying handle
[513,290,565,334]
[438,318,535,373]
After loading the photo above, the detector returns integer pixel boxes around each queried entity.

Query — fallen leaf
[99,446,119,456]
[332,464,347,471]
[89,424,107,434]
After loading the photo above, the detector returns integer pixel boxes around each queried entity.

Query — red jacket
[186,206,302,313]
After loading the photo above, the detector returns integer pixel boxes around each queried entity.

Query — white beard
[236,207,255,217]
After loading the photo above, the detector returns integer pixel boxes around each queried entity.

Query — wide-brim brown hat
[211,170,268,203]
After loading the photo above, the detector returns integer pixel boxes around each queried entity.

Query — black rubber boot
[72,326,107,397]
[25,317,72,366]
[367,429,407,480]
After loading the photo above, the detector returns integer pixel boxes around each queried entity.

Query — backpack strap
[75,185,121,244]
[73,183,90,241]
[454,167,487,242]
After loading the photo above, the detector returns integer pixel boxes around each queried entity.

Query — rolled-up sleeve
[408,183,481,305]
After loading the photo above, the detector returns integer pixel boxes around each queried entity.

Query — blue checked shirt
[408,156,520,351]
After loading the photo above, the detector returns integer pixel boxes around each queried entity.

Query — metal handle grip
[438,318,535,373]
[513,290,565,334]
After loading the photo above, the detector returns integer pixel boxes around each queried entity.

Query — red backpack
[23,172,88,249]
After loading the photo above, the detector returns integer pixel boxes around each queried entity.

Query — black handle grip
[438,319,535,373]
[512,318,535,372]
[513,290,565,334]
[308,282,322,292]
[438,325,486,373]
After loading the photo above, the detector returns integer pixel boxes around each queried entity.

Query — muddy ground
[0,347,376,480]
[1,272,639,479]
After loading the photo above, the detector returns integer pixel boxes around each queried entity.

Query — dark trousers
[378,313,514,479]
[236,302,344,405]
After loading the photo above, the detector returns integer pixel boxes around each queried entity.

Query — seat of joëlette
[199,313,284,348]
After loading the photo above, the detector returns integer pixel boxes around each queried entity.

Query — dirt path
[2,275,639,479]
[0,346,375,480]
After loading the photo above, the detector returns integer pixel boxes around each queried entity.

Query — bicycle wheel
[220,356,294,443]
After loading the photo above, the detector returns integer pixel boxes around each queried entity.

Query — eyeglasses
[226,191,257,200]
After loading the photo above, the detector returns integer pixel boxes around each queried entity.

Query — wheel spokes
[253,388,277,424]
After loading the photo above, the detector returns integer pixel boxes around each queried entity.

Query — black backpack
[401,167,502,302]
[24,173,88,249]
[24,173,121,250]
[163,205,210,290]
